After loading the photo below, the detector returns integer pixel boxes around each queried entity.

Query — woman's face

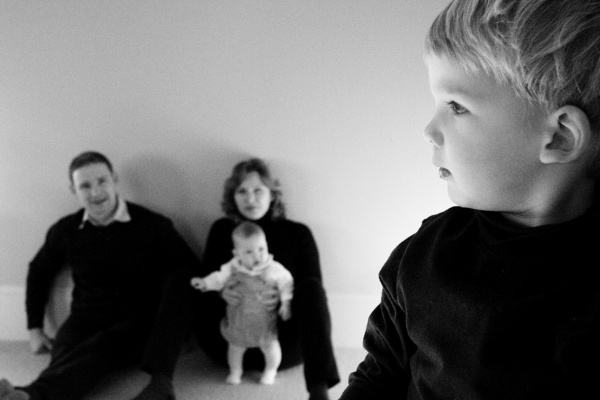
[234,171,273,220]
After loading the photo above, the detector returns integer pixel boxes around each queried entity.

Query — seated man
[0,151,199,400]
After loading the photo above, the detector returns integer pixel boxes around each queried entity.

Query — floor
[0,341,366,400]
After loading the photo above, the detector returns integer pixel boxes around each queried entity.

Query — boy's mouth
[438,167,451,179]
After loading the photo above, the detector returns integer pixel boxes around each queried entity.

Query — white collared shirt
[79,196,131,228]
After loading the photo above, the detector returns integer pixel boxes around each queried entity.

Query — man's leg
[21,314,152,400]
[133,269,226,400]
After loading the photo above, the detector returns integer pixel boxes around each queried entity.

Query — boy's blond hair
[425,0,600,152]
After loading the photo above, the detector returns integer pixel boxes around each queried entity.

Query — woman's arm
[277,222,322,282]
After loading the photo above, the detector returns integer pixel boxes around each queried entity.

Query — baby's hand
[190,277,207,291]
[278,301,292,321]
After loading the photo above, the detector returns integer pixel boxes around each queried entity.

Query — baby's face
[233,234,269,269]
[423,53,549,214]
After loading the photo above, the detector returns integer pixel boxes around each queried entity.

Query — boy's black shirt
[341,202,600,399]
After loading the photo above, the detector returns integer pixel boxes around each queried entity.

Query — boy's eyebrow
[435,82,476,97]
[434,83,492,103]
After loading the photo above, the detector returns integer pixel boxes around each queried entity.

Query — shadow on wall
[117,145,256,261]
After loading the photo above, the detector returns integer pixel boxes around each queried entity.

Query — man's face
[70,163,119,225]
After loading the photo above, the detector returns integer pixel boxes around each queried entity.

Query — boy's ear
[540,105,592,164]
[69,182,76,194]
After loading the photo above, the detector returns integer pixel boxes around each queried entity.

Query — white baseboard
[0,286,29,340]
[328,293,379,348]
[0,285,379,348]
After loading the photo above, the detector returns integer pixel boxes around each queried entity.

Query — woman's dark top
[341,204,600,399]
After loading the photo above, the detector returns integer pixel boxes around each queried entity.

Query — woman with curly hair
[133,158,339,400]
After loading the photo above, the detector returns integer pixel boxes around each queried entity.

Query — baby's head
[423,0,600,222]
[232,222,269,269]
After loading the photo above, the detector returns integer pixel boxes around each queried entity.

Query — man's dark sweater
[26,202,198,329]
[341,204,600,399]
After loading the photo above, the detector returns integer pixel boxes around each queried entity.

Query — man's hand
[28,328,53,354]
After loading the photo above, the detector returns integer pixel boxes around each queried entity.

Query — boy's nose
[423,118,443,148]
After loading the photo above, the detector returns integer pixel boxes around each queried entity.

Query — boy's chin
[446,190,485,210]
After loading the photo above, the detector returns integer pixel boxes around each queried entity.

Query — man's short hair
[68,151,113,182]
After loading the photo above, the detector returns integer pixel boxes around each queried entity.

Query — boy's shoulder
[380,207,477,275]
[420,206,475,228]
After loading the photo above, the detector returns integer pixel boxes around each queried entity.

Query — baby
[191,221,293,385]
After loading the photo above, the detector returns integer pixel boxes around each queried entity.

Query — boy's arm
[340,243,415,400]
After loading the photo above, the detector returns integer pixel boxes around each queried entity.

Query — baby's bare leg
[0,380,30,400]
[226,344,246,385]
[259,340,281,385]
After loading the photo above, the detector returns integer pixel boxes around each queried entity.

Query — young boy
[340,0,600,399]
[191,221,293,385]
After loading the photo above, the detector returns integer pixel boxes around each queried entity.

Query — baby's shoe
[226,370,242,385]
[259,369,277,385]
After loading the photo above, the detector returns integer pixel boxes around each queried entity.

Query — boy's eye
[448,101,467,115]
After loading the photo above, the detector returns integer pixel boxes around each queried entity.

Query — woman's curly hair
[221,158,286,222]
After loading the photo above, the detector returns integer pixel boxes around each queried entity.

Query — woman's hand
[29,328,53,354]
[221,278,242,305]
[259,286,280,311]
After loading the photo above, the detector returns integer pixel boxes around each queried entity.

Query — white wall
[0,0,452,344]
